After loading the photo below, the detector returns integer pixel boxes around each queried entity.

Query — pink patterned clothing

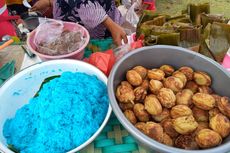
[53,0,124,39]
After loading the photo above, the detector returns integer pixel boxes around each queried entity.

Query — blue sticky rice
[3,72,109,153]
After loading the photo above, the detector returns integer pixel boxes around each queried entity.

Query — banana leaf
[167,15,192,23]
[157,33,180,46]
[138,24,155,37]
[165,22,193,30]
[137,11,160,37]
[199,40,215,60]
[144,33,180,46]
[144,35,158,46]
[200,13,227,29]
[199,23,215,60]
[150,25,175,35]
[138,24,175,38]
[179,25,202,48]
[142,16,166,26]
[207,22,230,63]
[137,10,159,26]
[8,144,20,153]
[34,75,60,97]
[188,3,210,23]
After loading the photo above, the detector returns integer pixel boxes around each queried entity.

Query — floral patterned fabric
[53,0,123,38]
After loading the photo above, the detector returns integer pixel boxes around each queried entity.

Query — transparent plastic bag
[122,0,132,9]
[33,18,85,56]
[113,39,143,61]
[125,1,140,28]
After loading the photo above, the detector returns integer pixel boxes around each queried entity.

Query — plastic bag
[114,39,143,61]
[125,1,140,28]
[33,18,85,56]
[84,50,115,76]
[122,0,132,9]
[84,39,142,76]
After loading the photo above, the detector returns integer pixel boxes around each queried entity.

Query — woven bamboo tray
[78,114,150,153]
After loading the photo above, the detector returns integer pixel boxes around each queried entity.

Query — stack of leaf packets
[137,3,230,63]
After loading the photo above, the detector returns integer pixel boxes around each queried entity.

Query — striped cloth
[53,0,124,39]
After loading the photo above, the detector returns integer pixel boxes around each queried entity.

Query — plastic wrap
[114,39,143,61]
[33,19,85,56]
[125,2,140,28]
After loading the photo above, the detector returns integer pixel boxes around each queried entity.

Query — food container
[0,59,112,153]
[27,22,90,61]
[108,45,230,153]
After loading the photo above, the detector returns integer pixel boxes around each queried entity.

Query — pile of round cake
[116,65,230,150]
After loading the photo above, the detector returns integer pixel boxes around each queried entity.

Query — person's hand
[103,17,128,46]
[30,0,51,12]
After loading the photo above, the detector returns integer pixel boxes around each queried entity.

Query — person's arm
[77,1,127,46]
[30,0,53,12]
[102,17,128,46]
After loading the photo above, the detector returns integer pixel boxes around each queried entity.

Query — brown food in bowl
[209,108,221,120]
[135,122,146,133]
[172,71,187,86]
[178,66,194,81]
[157,88,176,108]
[124,110,137,124]
[134,86,147,102]
[116,65,230,150]
[144,95,162,115]
[141,79,149,90]
[193,122,210,137]
[217,97,230,118]
[152,108,170,122]
[149,79,163,94]
[126,70,143,86]
[175,135,199,150]
[120,81,133,89]
[133,66,148,79]
[164,76,184,93]
[116,82,135,103]
[161,119,179,138]
[185,81,199,93]
[147,69,165,81]
[192,107,209,122]
[119,102,134,111]
[162,133,173,146]
[195,129,222,148]
[172,115,198,134]
[193,71,211,86]
[170,105,193,119]
[144,122,164,142]
[198,86,213,94]
[209,113,230,138]
[192,93,215,110]
[133,103,150,122]
[160,65,175,76]
[176,89,193,106]
[212,94,221,107]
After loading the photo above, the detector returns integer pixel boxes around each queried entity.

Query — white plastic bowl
[0,59,112,153]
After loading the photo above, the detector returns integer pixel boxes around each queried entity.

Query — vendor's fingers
[30,4,39,11]
[122,33,128,44]
[30,6,36,11]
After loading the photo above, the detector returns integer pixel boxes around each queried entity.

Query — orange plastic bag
[84,50,115,76]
